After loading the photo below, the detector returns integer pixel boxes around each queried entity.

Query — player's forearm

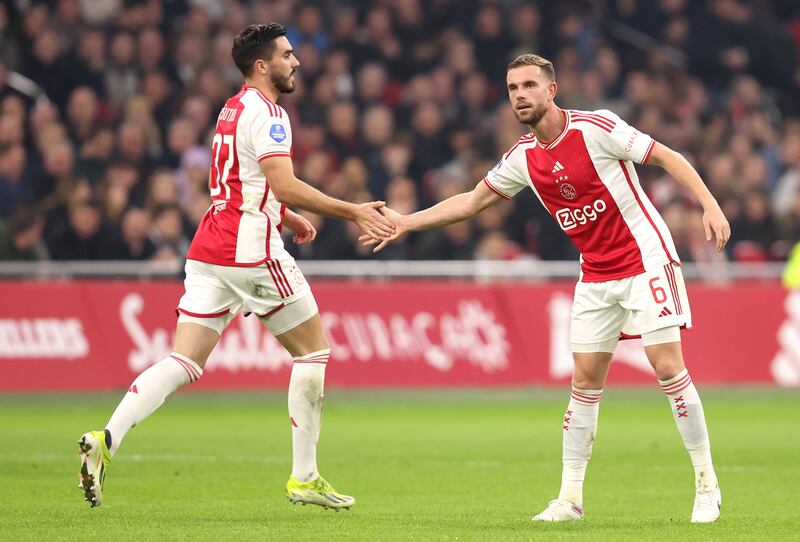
[273,178,355,220]
[655,148,720,210]
[404,192,477,231]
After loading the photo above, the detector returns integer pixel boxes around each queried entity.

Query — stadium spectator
[0,144,33,217]
[0,205,48,260]
[48,199,114,260]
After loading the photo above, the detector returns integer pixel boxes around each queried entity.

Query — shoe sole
[287,492,353,512]
[77,434,102,507]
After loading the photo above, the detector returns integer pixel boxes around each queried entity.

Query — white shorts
[570,263,692,347]
[177,257,311,322]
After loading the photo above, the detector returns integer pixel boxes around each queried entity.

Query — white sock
[659,369,718,490]
[557,386,602,508]
[288,348,329,482]
[105,353,202,455]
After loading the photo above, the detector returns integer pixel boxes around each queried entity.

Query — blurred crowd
[1,0,799,264]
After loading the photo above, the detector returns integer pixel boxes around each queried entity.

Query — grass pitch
[1,388,798,541]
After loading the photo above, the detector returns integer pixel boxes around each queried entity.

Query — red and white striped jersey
[484,109,679,282]
[187,86,292,266]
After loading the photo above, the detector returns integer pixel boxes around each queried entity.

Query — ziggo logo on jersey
[555,199,608,231]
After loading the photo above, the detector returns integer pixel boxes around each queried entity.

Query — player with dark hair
[77,23,395,510]
[364,53,728,524]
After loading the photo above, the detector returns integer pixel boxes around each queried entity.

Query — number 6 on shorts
[649,276,667,304]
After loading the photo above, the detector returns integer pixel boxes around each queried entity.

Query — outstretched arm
[260,156,395,240]
[646,142,731,252]
[364,179,505,252]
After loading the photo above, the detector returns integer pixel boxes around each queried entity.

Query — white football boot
[691,485,721,523]
[532,499,584,522]
[77,430,111,507]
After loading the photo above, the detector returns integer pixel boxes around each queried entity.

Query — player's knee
[650,359,685,381]
[571,374,604,390]
[643,327,684,380]
[571,364,607,390]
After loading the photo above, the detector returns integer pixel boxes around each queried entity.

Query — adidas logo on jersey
[551,161,565,173]
[658,307,673,317]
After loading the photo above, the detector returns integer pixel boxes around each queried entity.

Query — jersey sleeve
[483,146,528,199]
[594,109,655,164]
[250,105,292,162]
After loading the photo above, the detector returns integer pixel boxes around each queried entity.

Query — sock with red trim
[557,386,602,507]
[104,352,202,455]
[288,348,329,482]
[659,369,718,490]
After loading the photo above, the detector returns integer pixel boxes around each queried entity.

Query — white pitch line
[0,452,286,463]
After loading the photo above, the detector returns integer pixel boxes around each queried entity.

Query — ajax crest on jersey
[270,123,287,142]
[560,182,577,200]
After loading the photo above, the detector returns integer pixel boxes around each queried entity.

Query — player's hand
[358,206,408,253]
[703,205,731,252]
[353,201,396,240]
[283,209,317,245]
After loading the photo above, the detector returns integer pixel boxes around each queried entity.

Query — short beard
[272,72,295,94]
[521,103,548,127]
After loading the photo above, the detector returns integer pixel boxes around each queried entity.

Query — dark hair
[231,23,288,77]
[9,205,40,237]
[506,53,556,81]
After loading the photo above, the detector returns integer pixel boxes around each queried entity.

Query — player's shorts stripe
[269,260,292,297]
[666,264,682,315]
[672,267,683,315]
[664,264,682,315]
[266,261,287,298]
[661,374,691,394]
[482,177,511,199]
[642,139,656,164]
[571,118,613,133]
[619,160,677,264]
[570,112,616,130]
[276,261,294,295]
[257,152,291,162]
[265,261,285,298]
[273,261,292,297]
[176,307,230,318]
